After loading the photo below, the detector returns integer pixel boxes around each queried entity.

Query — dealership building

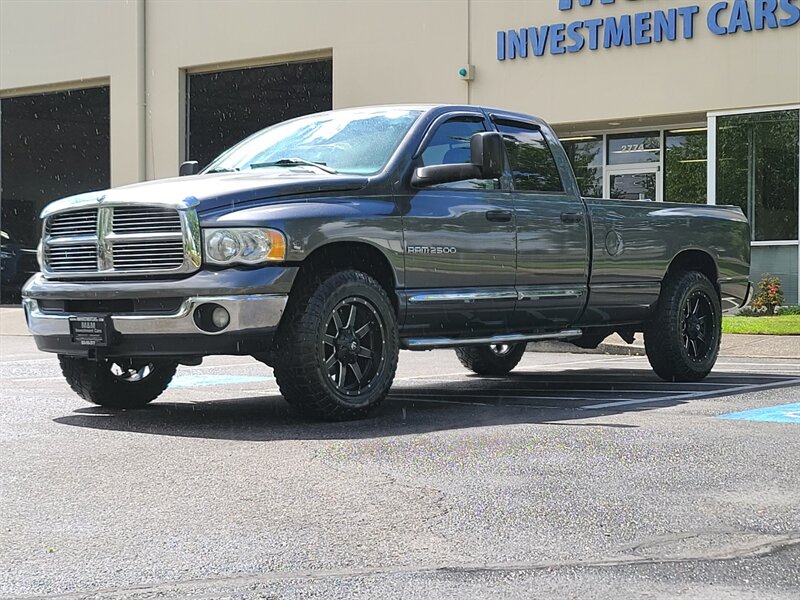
[1,0,799,301]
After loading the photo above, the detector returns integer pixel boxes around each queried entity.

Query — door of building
[605,165,661,202]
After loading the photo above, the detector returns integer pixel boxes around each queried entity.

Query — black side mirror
[179,161,200,176]
[411,131,506,188]
[470,132,504,179]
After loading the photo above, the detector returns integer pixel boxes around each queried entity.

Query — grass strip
[722,315,800,335]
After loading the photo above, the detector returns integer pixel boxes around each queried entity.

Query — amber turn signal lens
[266,229,286,260]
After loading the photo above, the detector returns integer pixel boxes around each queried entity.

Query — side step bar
[401,329,583,350]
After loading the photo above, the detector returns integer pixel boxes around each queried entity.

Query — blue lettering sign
[707,1,728,33]
[529,25,551,56]
[654,8,678,41]
[567,20,586,51]
[550,23,568,54]
[497,0,798,61]
[754,0,780,29]
[677,5,700,37]
[604,14,633,47]
[508,28,528,58]
[779,0,800,26]
[634,11,653,43]
[585,18,604,49]
[729,0,754,31]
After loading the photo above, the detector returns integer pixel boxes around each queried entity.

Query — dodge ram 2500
[23,105,751,420]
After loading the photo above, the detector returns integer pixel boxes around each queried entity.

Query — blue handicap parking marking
[169,375,274,388]
[719,403,800,424]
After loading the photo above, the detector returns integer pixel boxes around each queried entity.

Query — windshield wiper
[249,158,338,174]
[205,167,239,173]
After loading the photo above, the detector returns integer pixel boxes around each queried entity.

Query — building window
[717,109,799,241]
[561,137,602,197]
[0,87,110,249]
[186,58,332,169]
[607,132,660,165]
[664,129,707,204]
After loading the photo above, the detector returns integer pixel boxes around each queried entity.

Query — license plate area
[69,316,112,347]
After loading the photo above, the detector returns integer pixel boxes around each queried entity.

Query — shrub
[751,274,784,316]
[777,305,800,316]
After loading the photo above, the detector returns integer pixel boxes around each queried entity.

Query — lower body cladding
[23,294,287,358]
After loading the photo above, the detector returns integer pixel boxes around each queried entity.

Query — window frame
[412,112,505,192]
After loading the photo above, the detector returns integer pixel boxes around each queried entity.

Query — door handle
[486,210,512,222]
[560,212,583,224]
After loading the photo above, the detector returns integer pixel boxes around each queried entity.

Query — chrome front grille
[45,244,98,271]
[42,203,201,278]
[112,206,182,234]
[112,240,185,271]
[46,209,98,237]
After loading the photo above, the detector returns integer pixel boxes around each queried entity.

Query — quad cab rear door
[491,115,590,330]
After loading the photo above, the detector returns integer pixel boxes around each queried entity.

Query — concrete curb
[526,340,646,356]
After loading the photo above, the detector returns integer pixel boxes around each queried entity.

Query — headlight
[203,228,286,265]
[36,241,44,270]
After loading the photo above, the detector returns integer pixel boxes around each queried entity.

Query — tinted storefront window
[187,59,332,170]
[1,87,110,248]
[717,110,799,241]
[664,130,707,204]
[562,137,602,197]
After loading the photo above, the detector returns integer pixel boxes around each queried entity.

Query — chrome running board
[401,329,583,350]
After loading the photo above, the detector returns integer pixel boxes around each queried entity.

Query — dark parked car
[1,229,38,303]
[22,105,751,419]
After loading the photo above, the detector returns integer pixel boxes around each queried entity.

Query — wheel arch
[665,249,719,294]
[296,241,400,315]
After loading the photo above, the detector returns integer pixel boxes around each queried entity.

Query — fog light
[211,306,230,329]
[193,303,231,333]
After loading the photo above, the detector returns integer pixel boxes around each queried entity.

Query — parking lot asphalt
[2,333,800,600]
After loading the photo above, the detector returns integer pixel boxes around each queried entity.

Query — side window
[420,117,498,190]
[495,120,563,193]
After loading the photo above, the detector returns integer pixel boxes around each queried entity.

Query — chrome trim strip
[402,329,583,349]
[24,294,288,337]
[408,290,518,303]
[516,288,584,301]
[96,206,114,272]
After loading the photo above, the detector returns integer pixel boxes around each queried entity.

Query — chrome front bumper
[23,294,288,337]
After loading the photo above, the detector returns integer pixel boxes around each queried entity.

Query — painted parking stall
[719,402,800,423]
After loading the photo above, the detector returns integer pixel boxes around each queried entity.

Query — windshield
[203,107,423,176]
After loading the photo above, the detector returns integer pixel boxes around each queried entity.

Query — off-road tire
[644,270,721,382]
[58,356,177,408]
[272,270,399,421]
[455,343,526,376]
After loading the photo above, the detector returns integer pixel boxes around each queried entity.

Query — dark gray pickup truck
[23,105,752,420]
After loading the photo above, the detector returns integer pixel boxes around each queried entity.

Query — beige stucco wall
[0,0,145,186]
[2,0,799,181]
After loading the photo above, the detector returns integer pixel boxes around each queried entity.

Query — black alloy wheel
[322,296,387,397]
[681,290,715,362]
[644,270,721,382]
[489,344,513,357]
[273,269,399,420]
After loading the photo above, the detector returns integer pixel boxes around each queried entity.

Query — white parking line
[582,377,800,410]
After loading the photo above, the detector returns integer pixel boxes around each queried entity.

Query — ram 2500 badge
[23,105,751,420]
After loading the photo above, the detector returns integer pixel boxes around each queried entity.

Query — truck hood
[42,170,370,217]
